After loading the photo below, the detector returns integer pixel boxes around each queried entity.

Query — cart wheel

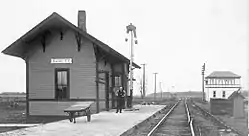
[87,114,91,122]
[68,112,72,122]
[87,109,91,122]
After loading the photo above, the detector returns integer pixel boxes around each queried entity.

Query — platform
[0,104,165,136]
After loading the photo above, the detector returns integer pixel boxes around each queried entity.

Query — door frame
[105,72,109,111]
[54,68,70,100]
[97,71,110,111]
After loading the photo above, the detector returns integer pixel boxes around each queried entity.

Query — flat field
[0,102,26,133]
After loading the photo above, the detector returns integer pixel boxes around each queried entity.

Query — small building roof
[228,90,245,100]
[1,12,140,69]
[206,71,241,78]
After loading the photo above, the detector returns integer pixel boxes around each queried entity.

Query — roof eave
[58,16,141,68]
[1,12,61,59]
[1,12,141,68]
[1,50,24,60]
[206,76,241,78]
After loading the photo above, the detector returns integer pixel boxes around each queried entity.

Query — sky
[0,0,248,96]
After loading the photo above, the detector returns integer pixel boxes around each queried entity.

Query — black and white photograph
[0,0,248,135]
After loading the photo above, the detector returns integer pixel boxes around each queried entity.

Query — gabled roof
[228,90,245,100]
[1,12,140,69]
[206,71,241,78]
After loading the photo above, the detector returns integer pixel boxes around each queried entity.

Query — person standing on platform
[116,86,126,113]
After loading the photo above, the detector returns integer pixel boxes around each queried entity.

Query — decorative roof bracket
[75,32,82,52]
[41,30,51,53]
[60,31,64,40]
[92,43,99,60]
[41,34,46,52]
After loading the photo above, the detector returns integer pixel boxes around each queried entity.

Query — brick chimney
[78,10,86,32]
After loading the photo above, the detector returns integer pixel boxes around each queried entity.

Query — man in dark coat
[116,86,126,113]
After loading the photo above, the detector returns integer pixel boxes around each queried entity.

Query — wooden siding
[99,101,106,111]
[98,60,112,87]
[210,99,233,115]
[109,97,112,109]
[233,97,244,118]
[113,63,123,73]
[27,29,97,115]
[97,60,112,110]
[205,87,239,101]
[99,83,105,99]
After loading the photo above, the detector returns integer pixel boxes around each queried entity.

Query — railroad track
[188,99,246,136]
[147,99,193,136]
[121,99,195,136]
[122,98,246,136]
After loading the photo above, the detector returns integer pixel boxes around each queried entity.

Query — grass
[0,102,70,133]
[0,127,27,133]
[0,102,26,123]
[0,102,27,133]
[193,99,248,135]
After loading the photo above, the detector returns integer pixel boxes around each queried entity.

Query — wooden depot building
[2,11,140,116]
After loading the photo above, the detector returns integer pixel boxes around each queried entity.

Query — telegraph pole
[202,63,205,101]
[141,64,146,99]
[160,82,163,99]
[153,73,158,102]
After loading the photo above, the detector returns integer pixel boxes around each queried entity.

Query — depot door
[98,72,109,111]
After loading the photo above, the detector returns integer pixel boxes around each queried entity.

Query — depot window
[114,75,122,87]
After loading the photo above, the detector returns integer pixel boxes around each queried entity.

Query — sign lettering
[51,58,72,64]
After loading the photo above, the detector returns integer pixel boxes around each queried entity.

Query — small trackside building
[2,11,140,116]
[205,71,241,101]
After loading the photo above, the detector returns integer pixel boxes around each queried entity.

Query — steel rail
[192,102,245,136]
[147,100,180,136]
[185,99,195,136]
[189,119,195,136]
[185,99,191,123]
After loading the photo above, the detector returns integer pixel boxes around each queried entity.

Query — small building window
[227,80,230,85]
[225,80,227,85]
[213,91,216,98]
[222,91,226,98]
[221,79,224,85]
[218,79,221,85]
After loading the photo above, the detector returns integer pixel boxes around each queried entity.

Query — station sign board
[51,58,72,64]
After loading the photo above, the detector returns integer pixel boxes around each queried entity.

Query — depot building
[2,11,140,116]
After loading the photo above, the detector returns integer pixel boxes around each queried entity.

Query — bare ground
[193,100,248,135]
